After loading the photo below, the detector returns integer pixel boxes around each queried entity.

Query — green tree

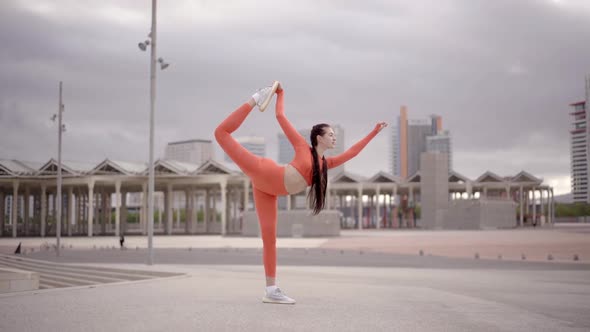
[126,212,139,224]
[555,203,590,217]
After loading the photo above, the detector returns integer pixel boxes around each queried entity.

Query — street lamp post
[138,0,169,265]
[52,81,65,257]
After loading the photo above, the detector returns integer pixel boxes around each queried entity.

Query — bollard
[521,254,526,260]
[547,254,554,261]
[497,254,502,260]
[419,249,424,256]
[474,253,479,259]
[574,254,579,261]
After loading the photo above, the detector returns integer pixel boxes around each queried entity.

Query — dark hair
[308,124,329,215]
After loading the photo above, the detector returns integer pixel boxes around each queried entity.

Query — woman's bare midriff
[284,164,308,195]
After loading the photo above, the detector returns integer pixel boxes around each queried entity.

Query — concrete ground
[0,224,589,331]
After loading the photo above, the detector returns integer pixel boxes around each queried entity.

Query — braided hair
[308,124,329,215]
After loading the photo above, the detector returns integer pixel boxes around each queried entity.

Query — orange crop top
[275,90,380,185]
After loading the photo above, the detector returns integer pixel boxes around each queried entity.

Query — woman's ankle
[266,277,276,287]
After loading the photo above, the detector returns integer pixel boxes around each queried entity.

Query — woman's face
[317,127,336,149]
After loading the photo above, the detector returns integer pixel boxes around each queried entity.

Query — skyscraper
[407,118,432,177]
[569,75,590,203]
[391,106,450,178]
[427,130,452,172]
[164,139,212,165]
[391,106,407,178]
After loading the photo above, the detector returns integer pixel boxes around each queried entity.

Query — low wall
[442,199,517,229]
[0,267,40,293]
[242,210,340,237]
[443,200,480,230]
[555,217,590,223]
[480,199,518,229]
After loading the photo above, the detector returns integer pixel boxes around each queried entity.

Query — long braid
[308,124,329,215]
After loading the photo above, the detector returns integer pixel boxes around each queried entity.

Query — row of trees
[555,203,590,217]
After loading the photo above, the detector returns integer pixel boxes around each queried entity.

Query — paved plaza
[1,224,589,331]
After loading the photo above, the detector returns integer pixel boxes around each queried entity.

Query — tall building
[278,125,345,176]
[224,136,266,163]
[391,106,406,178]
[164,139,212,165]
[427,130,452,172]
[569,75,590,203]
[407,119,432,177]
[391,106,450,178]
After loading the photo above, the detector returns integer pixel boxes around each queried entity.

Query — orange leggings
[214,102,288,278]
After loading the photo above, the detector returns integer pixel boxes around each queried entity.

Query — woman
[214,81,387,304]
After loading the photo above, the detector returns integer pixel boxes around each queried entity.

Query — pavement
[0,224,589,331]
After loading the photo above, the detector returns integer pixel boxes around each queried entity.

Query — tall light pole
[138,0,169,265]
[52,81,65,257]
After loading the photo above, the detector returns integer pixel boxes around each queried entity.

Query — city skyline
[1,0,588,196]
[164,139,213,166]
[223,135,266,164]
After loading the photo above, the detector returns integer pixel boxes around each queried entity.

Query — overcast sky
[1,0,589,195]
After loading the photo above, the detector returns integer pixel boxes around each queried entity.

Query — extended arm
[326,124,384,169]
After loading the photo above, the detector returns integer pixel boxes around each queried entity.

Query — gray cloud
[1,0,589,195]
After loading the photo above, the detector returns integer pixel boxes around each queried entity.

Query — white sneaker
[262,287,296,304]
[254,81,279,112]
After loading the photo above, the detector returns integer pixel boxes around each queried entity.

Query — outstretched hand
[375,121,388,133]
